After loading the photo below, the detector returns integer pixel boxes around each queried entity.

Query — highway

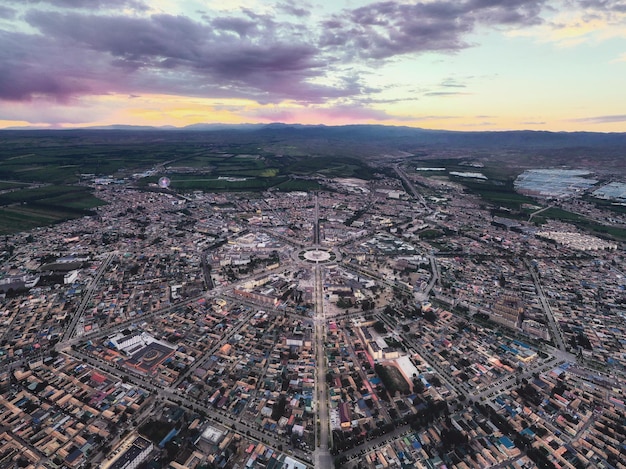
[528,204,555,222]
[393,164,429,210]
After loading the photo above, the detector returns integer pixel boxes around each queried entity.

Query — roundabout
[298,248,337,264]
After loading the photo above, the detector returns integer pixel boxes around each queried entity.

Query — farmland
[0,185,106,235]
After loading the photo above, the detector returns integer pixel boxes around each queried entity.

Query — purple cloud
[15,0,146,9]
[25,12,208,63]
[0,0,549,108]
[276,1,312,17]
[574,0,626,13]
[570,115,626,123]
[467,0,545,25]
[0,5,16,18]
[0,30,120,101]
[320,0,547,60]
[16,10,349,103]
[211,16,259,37]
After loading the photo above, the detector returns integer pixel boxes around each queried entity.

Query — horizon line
[1,122,626,135]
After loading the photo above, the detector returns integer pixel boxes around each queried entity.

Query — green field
[0,185,106,235]
[0,185,92,205]
[410,158,532,209]
[155,175,290,192]
[529,207,585,224]
[457,179,537,209]
[0,134,210,184]
[0,131,378,231]
[588,224,626,241]
[0,203,97,235]
[521,206,626,241]
[286,156,375,179]
[139,152,367,192]
[171,154,237,168]
[275,179,323,191]
[586,196,626,215]
[436,161,626,241]
[0,181,29,191]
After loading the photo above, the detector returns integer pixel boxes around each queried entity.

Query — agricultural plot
[458,179,537,209]
[0,135,201,184]
[0,185,106,234]
[0,181,29,191]
[286,156,375,179]
[145,153,361,192]
[155,174,290,192]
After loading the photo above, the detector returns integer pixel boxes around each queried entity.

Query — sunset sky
[0,0,625,131]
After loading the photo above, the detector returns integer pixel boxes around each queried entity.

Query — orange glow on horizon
[0,93,625,133]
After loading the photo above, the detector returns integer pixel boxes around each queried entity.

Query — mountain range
[3,123,626,151]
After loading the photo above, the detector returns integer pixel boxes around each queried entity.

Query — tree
[373,321,386,334]
[271,395,287,420]
[412,378,425,394]
[429,375,442,387]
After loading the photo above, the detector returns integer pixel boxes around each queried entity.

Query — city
[1,0,626,467]
[1,149,625,469]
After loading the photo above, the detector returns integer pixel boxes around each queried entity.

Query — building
[491,293,523,329]
[522,319,550,340]
[108,436,153,469]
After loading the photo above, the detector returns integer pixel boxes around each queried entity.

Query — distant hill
[239,124,626,150]
[11,124,623,150]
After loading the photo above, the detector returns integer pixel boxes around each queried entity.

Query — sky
[0,0,625,131]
